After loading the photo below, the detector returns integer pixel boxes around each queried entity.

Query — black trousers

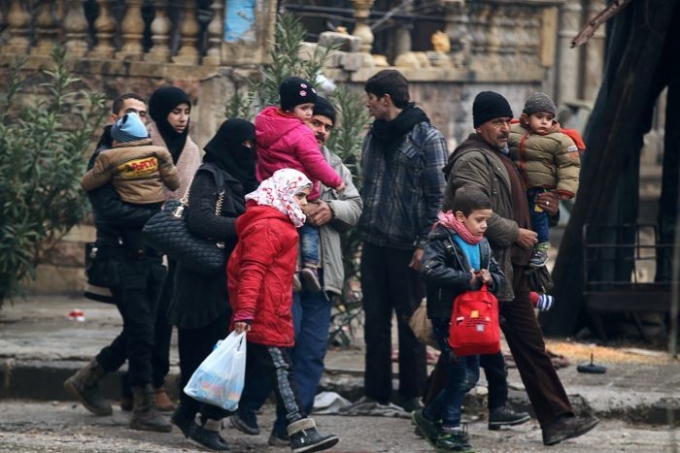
[177,311,231,421]
[246,342,306,425]
[480,352,508,411]
[360,243,427,404]
[501,265,573,427]
[97,255,166,388]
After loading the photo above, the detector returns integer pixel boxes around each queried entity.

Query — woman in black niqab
[203,118,258,194]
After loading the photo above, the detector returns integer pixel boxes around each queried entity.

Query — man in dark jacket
[443,91,598,446]
[354,70,448,413]
[63,93,171,432]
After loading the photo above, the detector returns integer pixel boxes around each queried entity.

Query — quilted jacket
[227,204,299,347]
[508,122,580,197]
[255,106,342,200]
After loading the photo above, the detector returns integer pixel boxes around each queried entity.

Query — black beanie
[313,96,336,125]
[473,91,513,128]
[279,77,317,111]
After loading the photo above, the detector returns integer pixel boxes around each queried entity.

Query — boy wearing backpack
[414,187,505,453]
[508,92,581,267]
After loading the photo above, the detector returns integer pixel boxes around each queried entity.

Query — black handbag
[142,175,226,275]
[83,242,115,303]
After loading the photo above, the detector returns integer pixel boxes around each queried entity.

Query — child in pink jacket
[255,77,345,291]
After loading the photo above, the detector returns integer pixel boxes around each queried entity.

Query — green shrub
[0,47,107,307]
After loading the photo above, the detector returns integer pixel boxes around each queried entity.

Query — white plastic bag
[183,331,246,411]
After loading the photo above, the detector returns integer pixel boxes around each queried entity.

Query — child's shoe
[300,265,322,292]
[287,418,339,453]
[293,273,302,292]
[436,425,475,452]
[529,242,550,267]
[412,409,439,446]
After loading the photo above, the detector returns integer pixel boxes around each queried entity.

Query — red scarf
[435,211,483,245]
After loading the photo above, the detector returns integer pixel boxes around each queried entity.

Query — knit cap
[111,112,148,143]
[313,96,336,125]
[279,77,318,111]
[523,92,557,116]
[473,91,513,128]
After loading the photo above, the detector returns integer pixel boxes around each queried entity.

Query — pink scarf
[435,211,483,245]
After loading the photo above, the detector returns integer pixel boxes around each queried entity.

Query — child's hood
[255,106,306,149]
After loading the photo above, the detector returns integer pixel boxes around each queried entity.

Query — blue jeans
[424,318,480,428]
[237,271,332,435]
[299,223,320,266]
[527,187,550,243]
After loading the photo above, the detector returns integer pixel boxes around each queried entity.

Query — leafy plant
[0,46,107,307]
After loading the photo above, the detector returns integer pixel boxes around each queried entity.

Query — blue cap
[111,112,149,143]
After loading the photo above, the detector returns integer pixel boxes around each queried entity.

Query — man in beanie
[509,92,581,267]
[65,94,173,433]
[255,77,345,292]
[442,91,598,446]
[350,69,447,416]
[232,96,363,445]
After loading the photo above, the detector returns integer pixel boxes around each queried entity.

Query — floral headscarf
[245,169,312,228]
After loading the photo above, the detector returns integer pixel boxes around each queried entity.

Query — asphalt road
[0,400,678,453]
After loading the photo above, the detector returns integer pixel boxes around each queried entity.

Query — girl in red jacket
[255,78,345,293]
[227,168,339,453]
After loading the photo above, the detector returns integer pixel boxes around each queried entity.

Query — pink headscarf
[245,168,313,228]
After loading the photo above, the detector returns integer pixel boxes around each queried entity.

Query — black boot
[287,418,339,453]
[130,384,172,432]
[63,358,112,416]
[189,418,230,451]
[171,404,196,438]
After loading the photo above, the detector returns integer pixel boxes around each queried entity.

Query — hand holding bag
[183,331,246,411]
[142,174,226,275]
[448,284,501,356]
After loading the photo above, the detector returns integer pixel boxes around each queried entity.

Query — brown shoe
[542,415,599,446]
[154,387,176,412]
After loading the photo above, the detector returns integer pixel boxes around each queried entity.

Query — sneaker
[230,410,260,435]
[300,266,322,292]
[402,397,424,413]
[542,415,599,446]
[488,405,531,431]
[529,242,550,267]
[268,427,289,447]
[436,425,475,453]
[189,419,230,452]
[412,410,439,446]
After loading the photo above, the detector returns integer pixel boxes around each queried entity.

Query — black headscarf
[370,103,430,156]
[203,119,258,193]
[148,86,191,163]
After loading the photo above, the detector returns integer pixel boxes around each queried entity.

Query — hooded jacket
[255,106,342,200]
[508,122,580,198]
[227,204,299,347]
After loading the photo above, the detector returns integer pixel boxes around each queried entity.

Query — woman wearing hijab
[169,119,257,452]
[138,86,202,412]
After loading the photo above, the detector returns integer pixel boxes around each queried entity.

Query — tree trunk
[540,0,679,336]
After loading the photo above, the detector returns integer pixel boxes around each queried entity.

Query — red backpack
[448,284,501,356]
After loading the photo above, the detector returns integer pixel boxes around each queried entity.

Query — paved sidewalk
[1,295,680,425]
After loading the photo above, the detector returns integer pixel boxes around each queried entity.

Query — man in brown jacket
[443,91,598,446]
